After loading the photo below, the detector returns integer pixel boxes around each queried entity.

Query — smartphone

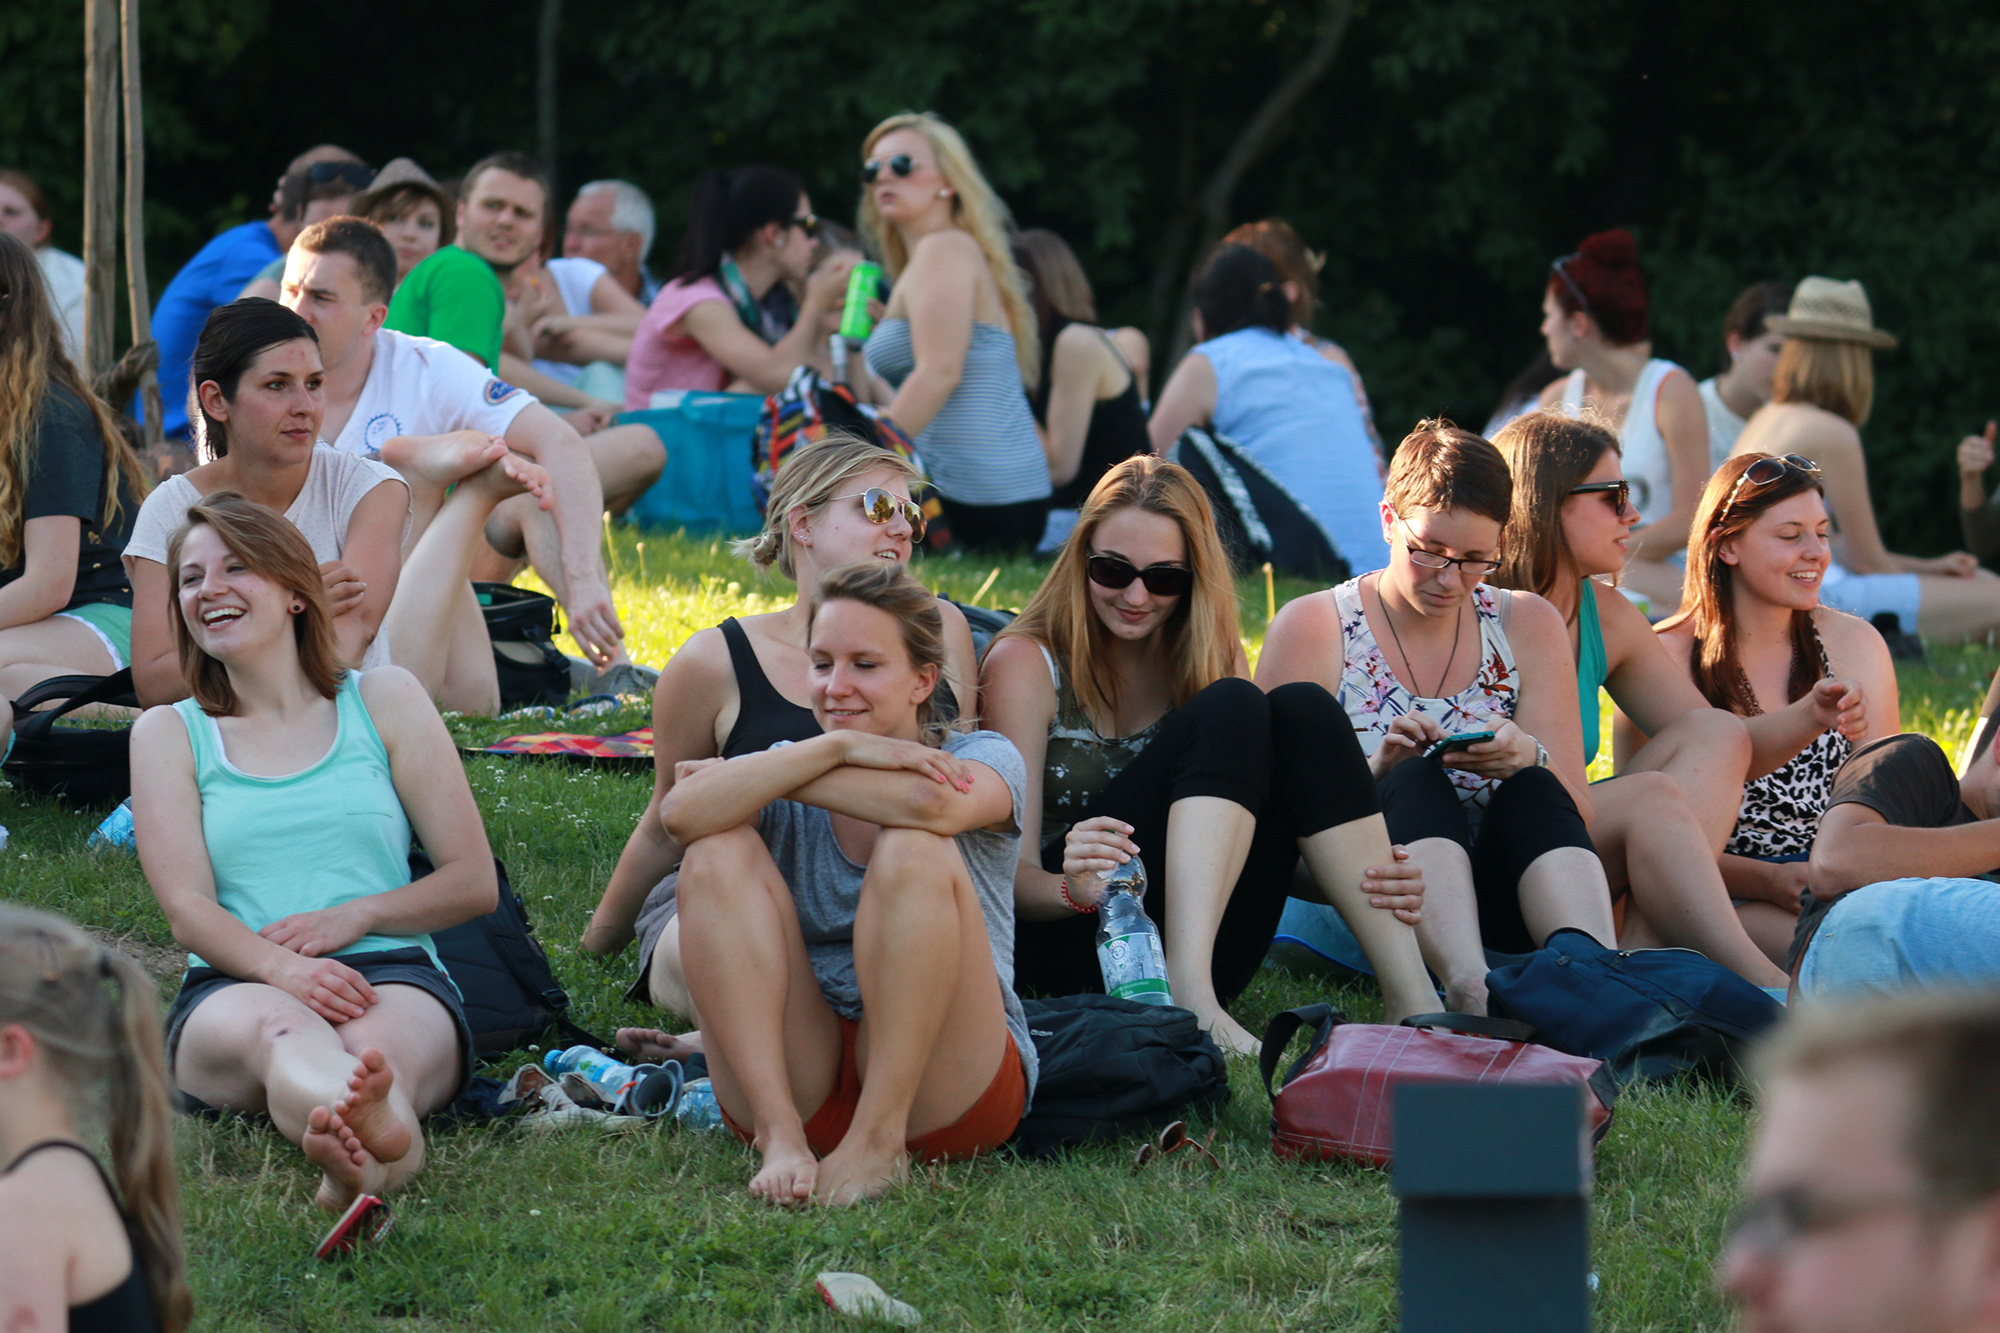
[1424,730,1495,760]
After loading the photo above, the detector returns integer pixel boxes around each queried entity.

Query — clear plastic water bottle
[543,1046,682,1117]
[1094,856,1173,1006]
[89,798,135,850]
[675,1077,724,1131]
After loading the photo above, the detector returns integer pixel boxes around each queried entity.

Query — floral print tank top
[1333,577,1520,822]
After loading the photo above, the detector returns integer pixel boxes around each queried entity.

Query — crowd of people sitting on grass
[8,109,2000,1330]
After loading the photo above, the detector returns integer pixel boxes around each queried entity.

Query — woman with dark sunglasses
[1619,452,1895,970]
[859,113,1051,552]
[1537,229,1709,618]
[1490,411,1793,987]
[585,437,978,1049]
[1258,421,1617,1016]
[982,455,1435,1053]
[623,166,856,409]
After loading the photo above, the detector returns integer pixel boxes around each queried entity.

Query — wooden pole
[121,0,161,449]
[537,0,563,197]
[82,0,120,378]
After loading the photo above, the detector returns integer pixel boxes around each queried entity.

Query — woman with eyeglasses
[1538,229,1709,617]
[859,113,1051,552]
[585,437,978,1048]
[981,455,1434,1053]
[1489,411,1791,986]
[623,167,856,409]
[1257,421,1615,1016]
[1618,452,1895,968]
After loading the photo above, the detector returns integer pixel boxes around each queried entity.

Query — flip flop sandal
[314,1195,392,1260]
[815,1272,923,1326]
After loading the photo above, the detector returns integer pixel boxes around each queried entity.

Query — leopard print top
[1723,632,1851,860]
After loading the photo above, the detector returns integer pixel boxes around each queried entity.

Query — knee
[678,826,768,898]
[1267,680,1336,723]
[1617,769,1686,809]
[865,828,959,893]
[1379,754,1453,804]
[1189,675,1270,729]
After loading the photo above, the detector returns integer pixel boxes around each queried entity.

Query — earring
[291,602,305,614]
[794,530,810,544]
[938,188,952,198]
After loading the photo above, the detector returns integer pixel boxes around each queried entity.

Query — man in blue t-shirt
[149,145,372,441]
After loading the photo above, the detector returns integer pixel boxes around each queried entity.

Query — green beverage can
[838,262,883,341]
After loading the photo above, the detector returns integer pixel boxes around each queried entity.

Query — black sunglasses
[1568,479,1631,514]
[1086,554,1193,598]
[1549,253,1591,316]
[788,212,821,240]
[833,488,924,541]
[1714,453,1821,528]
[302,162,376,189]
[860,154,917,185]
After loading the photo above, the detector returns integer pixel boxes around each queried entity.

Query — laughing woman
[665,562,1035,1206]
[131,494,496,1216]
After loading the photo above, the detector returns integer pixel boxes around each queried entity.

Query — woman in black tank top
[586,439,982,1032]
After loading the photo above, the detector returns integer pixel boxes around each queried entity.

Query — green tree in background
[4,0,1997,551]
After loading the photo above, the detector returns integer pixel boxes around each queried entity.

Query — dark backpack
[475,583,571,710]
[421,853,608,1060]
[1484,928,1784,1089]
[948,600,1016,661]
[1169,427,1351,582]
[1008,994,1230,1157]
[3,669,140,809]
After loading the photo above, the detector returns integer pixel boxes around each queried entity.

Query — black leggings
[1377,757,1595,955]
[1015,678,1379,1005]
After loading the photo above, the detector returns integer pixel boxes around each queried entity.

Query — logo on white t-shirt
[362,412,405,455]
[484,379,525,406]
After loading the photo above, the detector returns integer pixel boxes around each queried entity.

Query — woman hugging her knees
[130,494,497,1217]
[982,454,1432,1052]
[1258,420,1616,1015]
[662,561,1034,1206]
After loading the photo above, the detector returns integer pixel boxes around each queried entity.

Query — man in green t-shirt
[386,151,547,368]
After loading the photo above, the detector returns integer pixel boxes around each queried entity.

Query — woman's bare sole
[303,1104,378,1214]
[614,1027,703,1062]
[333,1048,413,1165]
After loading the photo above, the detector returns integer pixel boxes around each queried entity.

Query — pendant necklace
[1380,585,1463,699]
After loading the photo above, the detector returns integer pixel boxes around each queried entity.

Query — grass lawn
[3,527,1993,1331]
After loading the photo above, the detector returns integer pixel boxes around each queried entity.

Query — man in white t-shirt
[1698,280,1792,470]
[281,216,650,709]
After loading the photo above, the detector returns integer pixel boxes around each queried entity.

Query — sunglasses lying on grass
[1132,1119,1220,1171]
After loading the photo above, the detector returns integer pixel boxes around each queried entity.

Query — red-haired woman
[1538,230,1709,616]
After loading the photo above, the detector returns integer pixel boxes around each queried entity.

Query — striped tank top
[865,318,1051,506]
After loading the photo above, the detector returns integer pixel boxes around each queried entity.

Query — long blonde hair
[731,433,925,581]
[1771,337,1874,427]
[857,111,1040,389]
[0,233,149,569]
[997,455,1238,725]
[0,905,191,1333]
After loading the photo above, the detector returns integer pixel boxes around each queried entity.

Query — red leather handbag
[1260,1005,1616,1166]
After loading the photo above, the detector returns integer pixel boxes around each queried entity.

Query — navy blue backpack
[1485,928,1784,1089]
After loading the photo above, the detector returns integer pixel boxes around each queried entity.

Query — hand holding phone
[1424,729,1495,760]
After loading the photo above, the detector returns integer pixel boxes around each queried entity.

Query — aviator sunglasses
[1714,453,1821,528]
[860,154,919,184]
[833,488,925,540]
[1086,554,1194,598]
[1568,478,1632,514]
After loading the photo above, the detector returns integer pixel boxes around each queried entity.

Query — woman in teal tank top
[1492,412,1790,988]
[131,494,498,1221]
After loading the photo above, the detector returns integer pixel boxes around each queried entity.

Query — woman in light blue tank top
[1489,411,1789,989]
[1149,244,1391,573]
[132,494,498,1220]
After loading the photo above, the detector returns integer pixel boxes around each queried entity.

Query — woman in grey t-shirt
[664,561,1035,1207]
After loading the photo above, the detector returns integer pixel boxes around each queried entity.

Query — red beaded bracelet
[1059,877,1098,914]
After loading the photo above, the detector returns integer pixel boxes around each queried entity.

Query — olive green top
[1036,642,1164,851]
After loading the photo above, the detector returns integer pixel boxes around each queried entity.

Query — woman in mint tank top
[1491,411,1788,988]
[130,494,497,1222]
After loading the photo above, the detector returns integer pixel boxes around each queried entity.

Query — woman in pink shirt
[624,167,855,408]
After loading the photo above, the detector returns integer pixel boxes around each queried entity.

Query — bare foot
[462,450,552,510]
[614,1027,703,1063]
[812,1134,909,1207]
[748,1126,819,1207]
[334,1048,414,1165]
[1442,980,1488,1018]
[303,1104,373,1214]
[1196,1009,1261,1058]
[380,430,509,487]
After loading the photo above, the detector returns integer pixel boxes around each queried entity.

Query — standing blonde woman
[860,112,1051,550]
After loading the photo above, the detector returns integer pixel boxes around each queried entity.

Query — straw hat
[351,157,451,219]
[1767,276,1896,349]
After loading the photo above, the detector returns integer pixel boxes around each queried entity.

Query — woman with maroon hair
[1537,230,1710,616]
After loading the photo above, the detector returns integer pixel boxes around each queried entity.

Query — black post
[1394,1083,1592,1333]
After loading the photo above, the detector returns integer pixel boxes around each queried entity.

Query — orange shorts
[720,1016,1026,1162]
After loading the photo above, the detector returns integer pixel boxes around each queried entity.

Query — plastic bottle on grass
[676,1078,724,1131]
[1094,856,1172,1006]
[543,1046,683,1117]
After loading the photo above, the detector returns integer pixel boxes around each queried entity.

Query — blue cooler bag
[620,392,764,535]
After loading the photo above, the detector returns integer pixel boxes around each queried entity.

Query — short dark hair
[463,151,550,218]
[187,299,318,460]
[1192,244,1293,340]
[669,166,805,282]
[1383,419,1513,528]
[277,150,371,222]
[1722,280,1794,348]
[294,216,398,306]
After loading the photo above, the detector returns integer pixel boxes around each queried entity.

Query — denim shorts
[1797,877,2000,998]
[164,947,474,1103]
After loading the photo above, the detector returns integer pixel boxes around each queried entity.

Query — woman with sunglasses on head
[982,455,1434,1053]
[1538,229,1709,617]
[860,113,1051,552]
[623,167,856,409]
[1617,453,1894,967]
[1491,411,1793,987]
[1257,421,1615,1015]
[585,437,977,1046]
[1729,277,2000,644]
